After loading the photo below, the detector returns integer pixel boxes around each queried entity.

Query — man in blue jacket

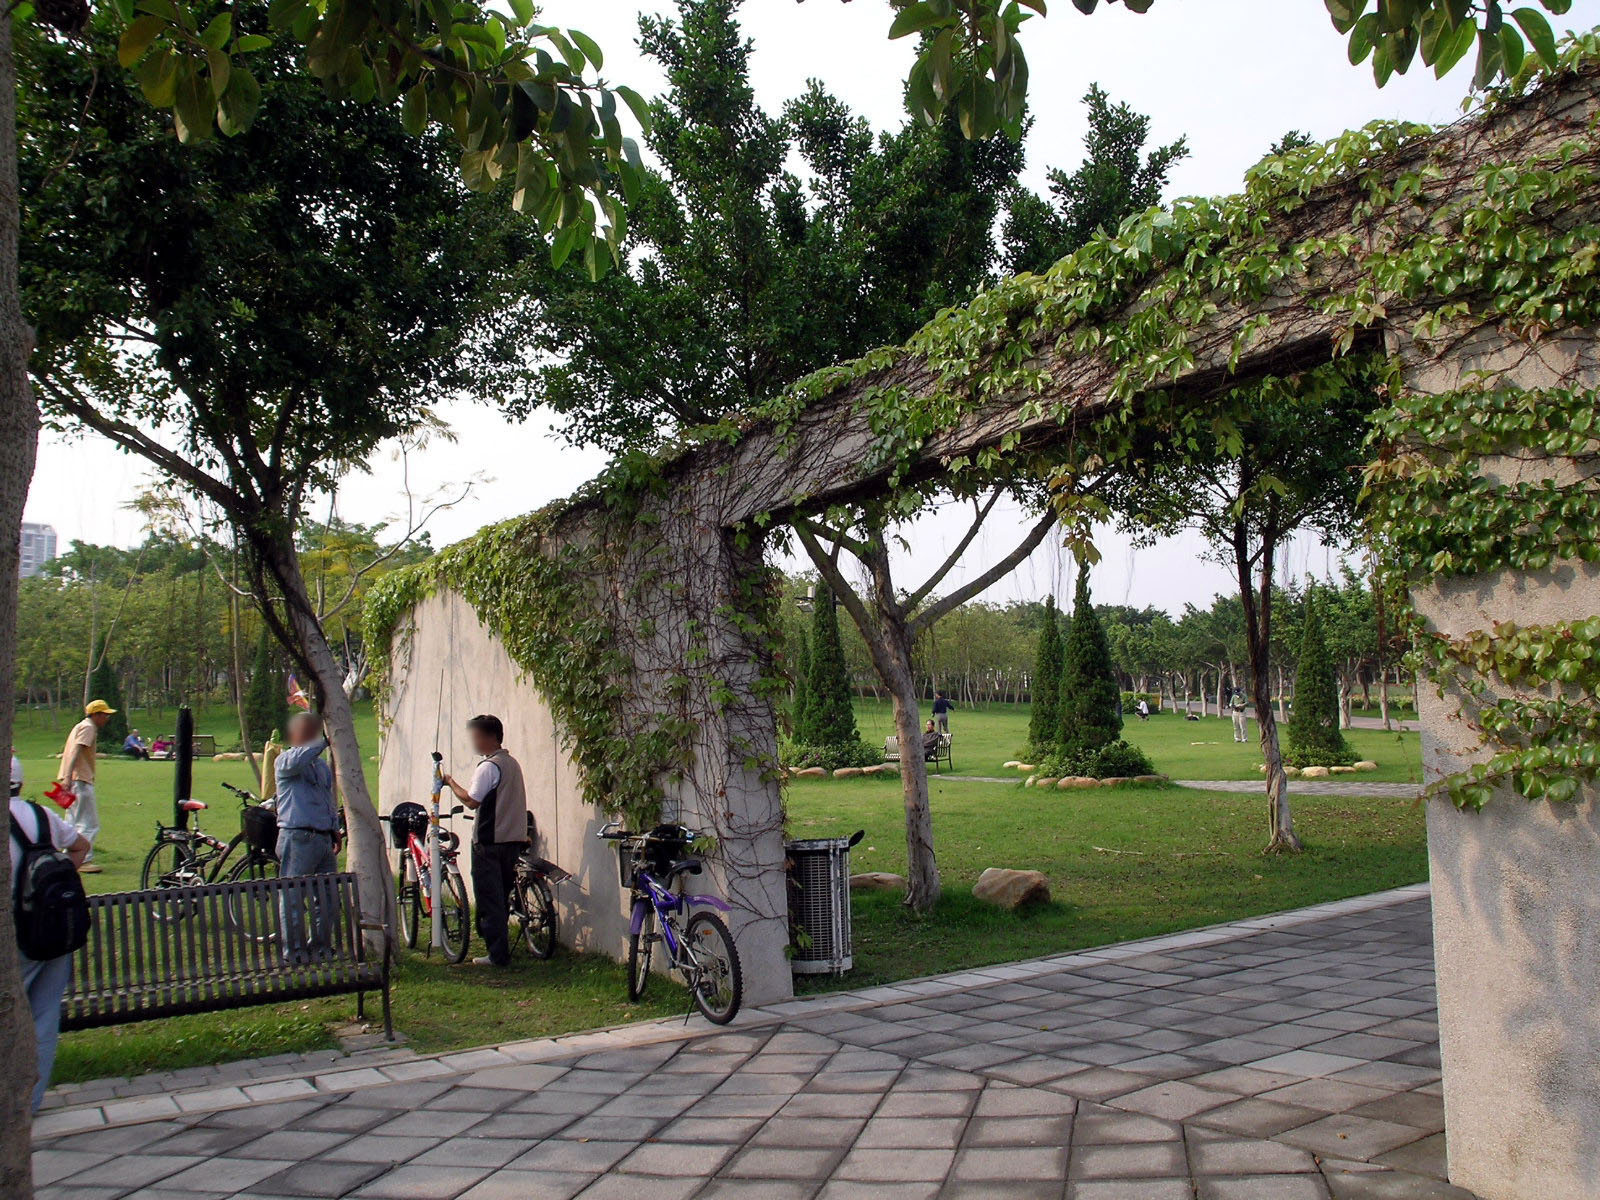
[275,712,340,960]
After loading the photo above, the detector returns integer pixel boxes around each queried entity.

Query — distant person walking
[1230,690,1249,743]
[10,755,91,1111]
[274,712,341,961]
[57,699,114,874]
[1136,698,1150,722]
[443,714,529,968]
[932,691,953,734]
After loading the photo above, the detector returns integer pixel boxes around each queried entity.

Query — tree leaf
[216,63,260,134]
[569,27,603,70]
[615,85,652,135]
[401,82,428,136]
[117,15,166,68]
[1512,7,1557,67]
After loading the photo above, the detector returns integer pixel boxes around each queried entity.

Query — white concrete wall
[1407,329,1600,1200]
[378,590,633,959]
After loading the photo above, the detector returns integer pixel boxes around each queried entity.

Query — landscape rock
[861,765,884,776]
[1354,760,1379,771]
[833,767,864,778]
[1284,766,1302,777]
[1098,776,1132,787]
[794,766,827,778]
[850,872,906,891]
[1014,763,1037,773]
[1034,777,1059,789]
[1300,765,1332,779]
[1330,765,1358,775]
[1002,760,1022,769]
[1057,776,1097,789]
[212,752,246,761]
[972,867,1051,910]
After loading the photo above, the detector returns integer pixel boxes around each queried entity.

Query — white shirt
[9,754,20,795]
[10,798,76,877]
[467,760,501,804]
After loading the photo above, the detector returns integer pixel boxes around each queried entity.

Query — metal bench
[61,872,392,1039]
[883,734,953,773]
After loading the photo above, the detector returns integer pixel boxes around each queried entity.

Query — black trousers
[471,841,524,965]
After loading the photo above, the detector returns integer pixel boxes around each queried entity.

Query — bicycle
[512,824,569,959]
[599,821,743,1024]
[140,782,280,938]
[383,800,471,963]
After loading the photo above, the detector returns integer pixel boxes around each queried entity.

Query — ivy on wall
[366,36,1600,821]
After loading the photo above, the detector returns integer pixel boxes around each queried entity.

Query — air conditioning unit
[786,831,863,976]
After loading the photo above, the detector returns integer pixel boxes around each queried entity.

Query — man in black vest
[443,714,529,966]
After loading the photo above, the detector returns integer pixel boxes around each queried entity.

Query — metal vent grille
[788,837,854,975]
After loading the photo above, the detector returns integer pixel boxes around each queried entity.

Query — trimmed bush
[781,739,881,772]
[1059,565,1121,757]
[1036,738,1155,781]
[796,582,861,751]
[1027,595,1064,752]
[1287,588,1355,767]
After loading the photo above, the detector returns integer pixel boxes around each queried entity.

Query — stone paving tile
[35,892,1490,1199]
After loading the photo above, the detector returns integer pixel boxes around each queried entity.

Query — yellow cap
[85,699,117,716]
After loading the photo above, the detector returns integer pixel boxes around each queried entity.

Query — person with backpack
[10,756,90,1112]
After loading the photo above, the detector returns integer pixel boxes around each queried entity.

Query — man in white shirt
[442,714,528,967]
[10,759,90,1111]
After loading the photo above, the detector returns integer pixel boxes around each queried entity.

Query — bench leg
[356,991,367,1022]
[381,978,394,1042]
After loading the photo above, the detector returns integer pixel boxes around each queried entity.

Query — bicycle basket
[241,804,279,855]
[388,801,428,849]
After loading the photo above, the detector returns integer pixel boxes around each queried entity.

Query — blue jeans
[276,828,338,962]
[23,952,72,1112]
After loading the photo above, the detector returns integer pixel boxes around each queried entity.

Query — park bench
[61,871,392,1040]
[884,733,953,773]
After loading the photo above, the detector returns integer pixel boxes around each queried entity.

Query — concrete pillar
[1405,328,1600,1200]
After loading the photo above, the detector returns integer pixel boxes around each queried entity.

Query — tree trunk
[0,13,40,1190]
[256,534,393,949]
[1232,513,1301,855]
[1338,676,1354,728]
[884,643,938,912]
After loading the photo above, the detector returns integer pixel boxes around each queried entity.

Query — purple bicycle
[600,821,743,1024]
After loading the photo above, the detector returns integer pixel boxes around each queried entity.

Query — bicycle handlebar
[220,782,256,801]
[597,821,704,844]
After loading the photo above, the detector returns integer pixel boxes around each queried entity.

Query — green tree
[790,632,813,736]
[85,637,128,746]
[797,584,860,751]
[1059,564,1122,758]
[1288,585,1355,766]
[243,628,287,750]
[1003,84,1187,276]
[21,15,544,960]
[1027,595,1064,751]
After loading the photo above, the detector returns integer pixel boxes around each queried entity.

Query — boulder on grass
[1300,765,1332,779]
[973,868,1051,910]
[1057,776,1097,789]
[1014,763,1037,773]
[850,872,906,892]
[1329,765,1357,775]
[861,764,883,776]
[1034,777,1059,789]
[1098,776,1132,787]
[833,767,864,778]
[1002,760,1022,769]
[1284,765,1302,777]
[795,766,827,778]
[1354,760,1379,771]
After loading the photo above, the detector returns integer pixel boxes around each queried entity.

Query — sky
[25,0,1600,614]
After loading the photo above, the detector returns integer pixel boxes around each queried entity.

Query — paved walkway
[34,884,1471,1200]
[941,775,1421,798]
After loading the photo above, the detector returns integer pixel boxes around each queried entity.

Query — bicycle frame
[402,824,460,914]
[629,868,732,965]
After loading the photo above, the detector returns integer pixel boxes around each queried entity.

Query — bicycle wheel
[438,869,471,963]
[396,857,420,949]
[515,877,557,959]
[224,854,281,944]
[686,911,742,1025]
[626,904,654,1001]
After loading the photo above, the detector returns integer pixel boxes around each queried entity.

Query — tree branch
[910,505,1058,637]
[905,486,1004,610]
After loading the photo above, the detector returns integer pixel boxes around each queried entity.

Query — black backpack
[10,801,89,960]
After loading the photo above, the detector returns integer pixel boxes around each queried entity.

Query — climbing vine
[366,36,1600,821]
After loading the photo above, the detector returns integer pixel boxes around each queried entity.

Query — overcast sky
[26,0,1600,614]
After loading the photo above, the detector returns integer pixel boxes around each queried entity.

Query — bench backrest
[63,872,376,1029]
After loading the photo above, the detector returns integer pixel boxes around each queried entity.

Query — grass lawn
[849,700,1425,784]
[13,696,1426,1083]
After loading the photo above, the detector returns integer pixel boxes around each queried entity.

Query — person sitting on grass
[921,719,943,762]
[123,729,149,760]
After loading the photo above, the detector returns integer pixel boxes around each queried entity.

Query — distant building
[20,523,57,578]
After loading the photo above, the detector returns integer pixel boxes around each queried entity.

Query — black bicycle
[141,782,280,937]
[512,843,568,959]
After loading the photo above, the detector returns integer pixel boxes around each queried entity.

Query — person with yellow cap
[57,700,114,873]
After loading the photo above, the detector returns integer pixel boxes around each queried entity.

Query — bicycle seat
[663,859,702,884]
[179,799,207,812]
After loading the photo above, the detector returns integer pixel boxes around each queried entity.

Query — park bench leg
[381,977,394,1042]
